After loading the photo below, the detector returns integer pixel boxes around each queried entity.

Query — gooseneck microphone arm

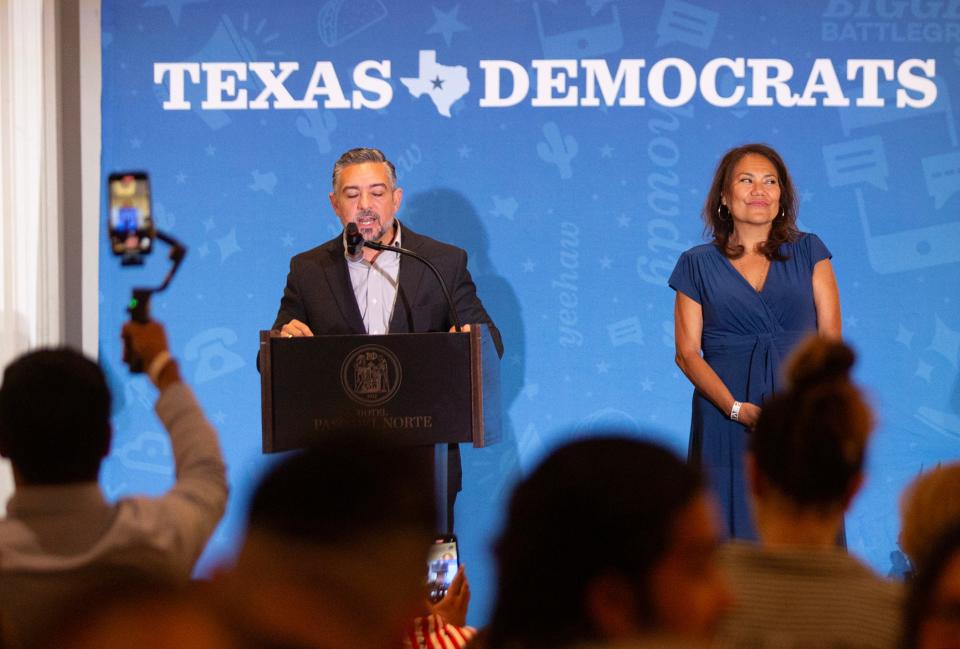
[362,238,463,333]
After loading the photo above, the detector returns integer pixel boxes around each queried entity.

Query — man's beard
[356,209,387,241]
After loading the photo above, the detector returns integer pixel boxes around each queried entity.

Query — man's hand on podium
[278,319,314,338]
[277,320,469,337]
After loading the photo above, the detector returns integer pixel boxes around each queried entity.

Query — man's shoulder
[289,236,340,267]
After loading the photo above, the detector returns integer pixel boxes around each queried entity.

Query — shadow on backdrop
[405,188,525,625]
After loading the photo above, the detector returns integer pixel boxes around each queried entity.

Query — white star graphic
[522,259,535,273]
[600,144,613,158]
[458,144,472,158]
[896,325,914,347]
[600,256,612,269]
[596,361,610,373]
[175,172,187,184]
[426,4,468,46]
[205,144,216,156]
[216,228,241,263]
[927,316,960,368]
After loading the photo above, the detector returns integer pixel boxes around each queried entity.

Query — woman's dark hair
[750,337,873,508]
[703,143,800,260]
[484,436,704,649]
[902,521,960,649]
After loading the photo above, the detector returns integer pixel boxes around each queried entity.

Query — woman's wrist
[729,400,743,421]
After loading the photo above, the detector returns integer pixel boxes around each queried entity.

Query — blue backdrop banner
[100,0,960,623]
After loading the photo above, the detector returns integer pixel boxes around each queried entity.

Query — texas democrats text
[154,53,938,113]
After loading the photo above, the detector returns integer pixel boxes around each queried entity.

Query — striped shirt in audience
[718,541,903,649]
[404,614,476,649]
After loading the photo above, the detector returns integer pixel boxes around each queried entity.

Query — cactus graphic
[537,122,578,179]
[296,109,338,153]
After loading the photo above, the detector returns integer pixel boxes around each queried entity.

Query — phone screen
[427,536,458,603]
[108,172,153,258]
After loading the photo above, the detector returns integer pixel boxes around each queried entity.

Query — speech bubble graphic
[823,136,889,190]
[656,0,718,49]
[923,151,960,209]
[607,316,645,346]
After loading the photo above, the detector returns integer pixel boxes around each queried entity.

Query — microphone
[345,222,364,262]
[362,237,463,333]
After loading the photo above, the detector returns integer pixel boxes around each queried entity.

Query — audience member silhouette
[0,322,227,649]
[900,461,960,574]
[481,436,732,649]
[718,336,901,648]
[902,521,960,649]
[216,436,435,649]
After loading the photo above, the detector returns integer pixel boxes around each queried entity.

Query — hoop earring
[717,204,728,220]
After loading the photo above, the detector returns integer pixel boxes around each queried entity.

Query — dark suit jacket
[265,223,499,518]
[271,223,503,356]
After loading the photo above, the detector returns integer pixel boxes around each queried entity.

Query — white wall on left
[0,0,66,513]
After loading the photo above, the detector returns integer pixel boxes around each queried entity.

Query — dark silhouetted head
[0,348,111,484]
[486,436,729,648]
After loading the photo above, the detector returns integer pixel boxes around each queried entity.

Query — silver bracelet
[730,401,742,422]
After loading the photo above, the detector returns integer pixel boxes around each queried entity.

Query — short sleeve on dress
[804,233,832,270]
[668,251,701,304]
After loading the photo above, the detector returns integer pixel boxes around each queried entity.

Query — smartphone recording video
[108,172,154,264]
[427,535,459,604]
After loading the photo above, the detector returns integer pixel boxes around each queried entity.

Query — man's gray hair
[331,148,398,192]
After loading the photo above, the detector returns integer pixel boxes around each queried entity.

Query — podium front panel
[262,332,473,452]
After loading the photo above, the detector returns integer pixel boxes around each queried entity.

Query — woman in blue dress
[669,143,842,540]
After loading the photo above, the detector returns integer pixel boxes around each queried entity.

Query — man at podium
[269,147,503,528]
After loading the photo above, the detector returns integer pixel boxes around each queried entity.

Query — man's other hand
[447,324,471,333]
[280,319,314,338]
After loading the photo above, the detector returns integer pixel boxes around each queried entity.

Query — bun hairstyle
[751,337,874,508]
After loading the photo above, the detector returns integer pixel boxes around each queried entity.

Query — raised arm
[673,292,761,428]
[123,321,229,576]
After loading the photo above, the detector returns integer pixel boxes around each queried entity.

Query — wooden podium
[259,325,502,531]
